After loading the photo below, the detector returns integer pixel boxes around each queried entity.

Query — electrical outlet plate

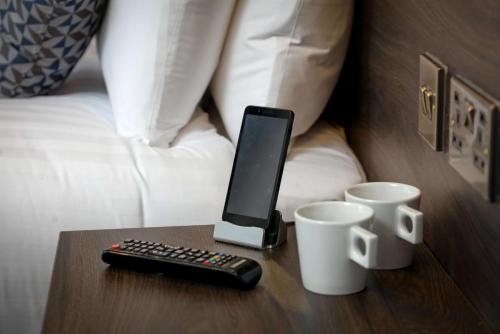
[448,76,498,200]
[418,53,447,151]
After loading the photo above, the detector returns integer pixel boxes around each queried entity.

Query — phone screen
[225,113,289,220]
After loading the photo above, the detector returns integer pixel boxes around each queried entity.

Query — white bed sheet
[0,103,236,333]
[0,43,365,333]
[0,46,236,333]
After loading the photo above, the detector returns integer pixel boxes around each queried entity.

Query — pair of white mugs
[294,182,423,295]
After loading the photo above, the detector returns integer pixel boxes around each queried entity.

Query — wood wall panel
[345,0,500,331]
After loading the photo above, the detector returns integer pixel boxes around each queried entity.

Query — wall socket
[448,76,498,201]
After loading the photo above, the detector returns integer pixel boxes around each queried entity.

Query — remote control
[101,239,262,289]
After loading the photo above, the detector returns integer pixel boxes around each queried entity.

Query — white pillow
[98,0,235,145]
[211,0,354,144]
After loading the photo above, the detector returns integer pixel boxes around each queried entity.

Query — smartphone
[222,106,294,230]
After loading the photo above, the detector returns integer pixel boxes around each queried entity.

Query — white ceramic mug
[345,182,424,270]
[294,201,378,295]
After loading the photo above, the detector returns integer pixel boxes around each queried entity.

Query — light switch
[418,53,447,151]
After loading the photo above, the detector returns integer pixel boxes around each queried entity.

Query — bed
[0,43,364,333]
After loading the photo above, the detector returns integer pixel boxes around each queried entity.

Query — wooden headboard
[339,0,500,331]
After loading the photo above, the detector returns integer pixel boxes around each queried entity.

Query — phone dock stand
[213,210,287,249]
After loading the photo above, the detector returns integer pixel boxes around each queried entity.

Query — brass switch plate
[418,54,447,151]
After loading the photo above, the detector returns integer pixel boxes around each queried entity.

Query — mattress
[0,44,365,333]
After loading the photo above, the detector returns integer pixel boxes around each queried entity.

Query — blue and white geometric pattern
[0,0,106,97]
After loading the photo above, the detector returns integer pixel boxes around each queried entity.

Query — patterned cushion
[0,0,106,97]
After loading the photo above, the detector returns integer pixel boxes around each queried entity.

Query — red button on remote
[111,244,120,250]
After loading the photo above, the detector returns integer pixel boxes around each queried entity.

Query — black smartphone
[222,106,294,230]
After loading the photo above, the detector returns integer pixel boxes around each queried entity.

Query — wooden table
[43,225,490,333]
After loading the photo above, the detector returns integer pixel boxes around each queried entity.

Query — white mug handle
[349,226,378,269]
[396,204,423,244]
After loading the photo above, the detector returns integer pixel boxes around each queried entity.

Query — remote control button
[230,259,247,269]
[124,239,132,243]
[140,241,147,244]
[140,249,148,254]
[177,255,187,260]
[174,249,183,254]
[195,257,205,263]
[208,252,216,256]
[111,244,120,250]
[169,253,178,258]
[202,260,211,265]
